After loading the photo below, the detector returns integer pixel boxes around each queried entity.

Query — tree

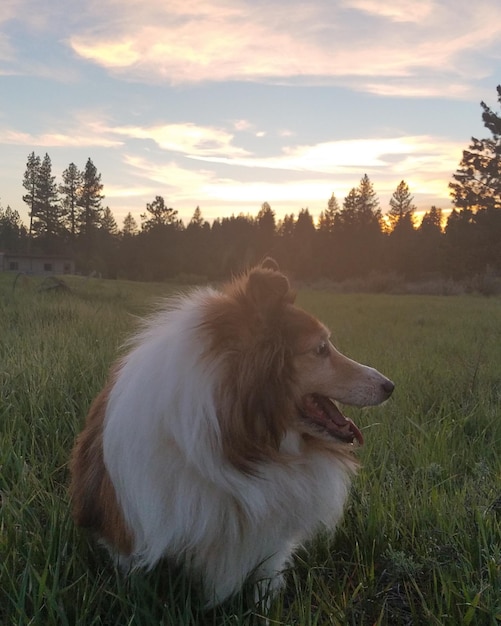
[78,158,104,237]
[443,208,476,278]
[418,206,444,275]
[22,151,41,241]
[277,213,295,238]
[448,86,501,276]
[386,181,418,278]
[122,212,139,237]
[450,85,501,212]
[0,204,27,252]
[317,193,341,278]
[387,180,416,231]
[101,206,118,235]
[32,153,63,243]
[290,208,317,278]
[335,176,384,277]
[318,193,340,233]
[338,175,382,230]
[420,205,443,233]
[338,187,359,228]
[255,202,276,258]
[60,163,82,240]
[357,174,382,223]
[188,206,205,229]
[141,195,178,231]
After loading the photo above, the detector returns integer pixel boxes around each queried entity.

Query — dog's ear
[246,266,291,316]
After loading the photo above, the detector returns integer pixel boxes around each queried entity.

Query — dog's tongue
[303,394,364,445]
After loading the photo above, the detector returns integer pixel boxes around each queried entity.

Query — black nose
[382,379,395,396]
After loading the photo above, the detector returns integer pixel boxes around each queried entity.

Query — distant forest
[1,86,500,286]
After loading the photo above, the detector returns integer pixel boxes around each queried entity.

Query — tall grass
[1,274,501,625]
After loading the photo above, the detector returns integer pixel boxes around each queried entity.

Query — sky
[1,0,500,228]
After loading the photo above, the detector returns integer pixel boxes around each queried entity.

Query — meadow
[1,272,501,625]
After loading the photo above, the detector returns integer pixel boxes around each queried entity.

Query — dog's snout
[382,379,395,397]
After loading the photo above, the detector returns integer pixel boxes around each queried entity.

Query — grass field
[1,272,501,625]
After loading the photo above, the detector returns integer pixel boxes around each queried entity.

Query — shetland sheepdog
[70,259,393,607]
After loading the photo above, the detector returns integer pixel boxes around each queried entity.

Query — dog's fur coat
[70,261,393,606]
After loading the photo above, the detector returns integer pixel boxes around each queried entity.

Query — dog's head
[202,259,394,471]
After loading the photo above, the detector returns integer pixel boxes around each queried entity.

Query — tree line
[1,86,500,284]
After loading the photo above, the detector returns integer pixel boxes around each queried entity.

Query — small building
[0,252,75,275]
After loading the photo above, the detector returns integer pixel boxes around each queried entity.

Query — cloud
[117,131,458,222]
[0,114,123,148]
[122,155,217,198]
[342,0,434,23]
[65,0,501,95]
[113,122,250,158]
[188,135,464,178]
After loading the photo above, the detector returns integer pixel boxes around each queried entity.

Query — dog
[69,259,394,607]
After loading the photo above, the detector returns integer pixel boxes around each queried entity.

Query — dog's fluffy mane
[70,260,390,607]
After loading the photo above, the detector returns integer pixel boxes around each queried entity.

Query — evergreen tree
[277,213,295,238]
[318,193,339,233]
[255,202,276,258]
[78,158,104,237]
[188,206,205,229]
[443,208,476,278]
[101,206,118,235]
[356,173,382,225]
[386,181,418,278]
[122,212,139,237]
[336,176,384,277]
[60,163,82,240]
[290,208,317,278]
[22,151,41,241]
[450,85,501,211]
[33,153,63,243]
[184,207,211,276]
[387,180,416,231]
[0,204,27,252]
[420,205,443,233]
[338,187,359,228]
[141,195,178,231]
[337,175,382,231]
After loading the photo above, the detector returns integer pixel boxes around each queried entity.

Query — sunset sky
[1,0,500,228]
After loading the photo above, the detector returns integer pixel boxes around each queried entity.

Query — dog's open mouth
[301,393,364,445]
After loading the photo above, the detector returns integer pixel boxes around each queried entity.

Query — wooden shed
[0,252,74,275]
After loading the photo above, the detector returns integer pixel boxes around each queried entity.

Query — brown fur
[69,381,133,554]
[200,265,357,473]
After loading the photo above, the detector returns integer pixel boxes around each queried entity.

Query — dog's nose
[382,379,395,397]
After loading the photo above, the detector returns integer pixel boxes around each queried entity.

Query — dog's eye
[315,341,330,357]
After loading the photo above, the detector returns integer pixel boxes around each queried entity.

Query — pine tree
[419,206,443,234]
[255,202,276,257]
[339,187,359,228]
[318,193,339,233]
[22,151,41,241]
[357,173,382,224]
[122,212,139,237]
[33,153,62,241]
[141,195,178,231]
[188,206,205,229]
[387,180,416,231]
[291,208,317,278]
[417,206,443,275]
[101,206,118,235]
[338,175,382,231]
[0,204,27,252]
[277,213,295,238]
[335,176,384,277]
[78,158,104,237]
[60,163,82,240]
[450,85,501,211]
